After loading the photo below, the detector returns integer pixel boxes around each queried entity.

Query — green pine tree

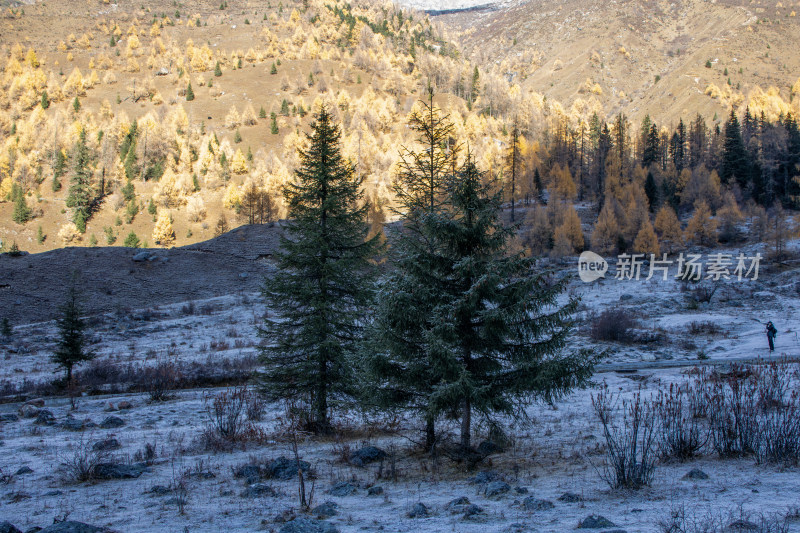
[270,62,277,75]
[721,109,750,190]
[270,112,279,134]
[214,61,222,76]
[41,90,50,109]
[52,285,95,385]
[12,184,32,224]
[234,129,242,143]
[72,96,81,113]
[186,82,194,101]
[259,106,267,119]
[37,225,45,244]
[66,128,94,233]
[362,88,457,451]
[280,99,290,116]
[258,105,382,433]
[124,231,140,248]
[1,317,11,339]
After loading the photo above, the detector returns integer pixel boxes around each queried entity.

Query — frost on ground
[1,241,799,532]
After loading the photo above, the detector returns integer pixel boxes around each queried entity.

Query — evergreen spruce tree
[66,128,93,233]
[507,122,521,222]
[41,90,50,109]
[12,184,31,224]
[362,88,458,451]
[721,109,750,190]
[123,231,140,248]
[52,285,95,385]
[186,82,194,101]
[1,317,11,339]
[431,155,596,451]
[270,112,279,134]
[259,105,381,433]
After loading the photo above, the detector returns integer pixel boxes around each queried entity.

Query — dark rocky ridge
[0,224,284,326]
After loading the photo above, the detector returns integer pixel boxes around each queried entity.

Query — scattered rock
[619,294,633,301]
[463,504,487,520]
[42,490,63,497]
[34,410,56,426]
[514,486,529,495]
[273,508,296,523]
[18,405,39,418]
[0,413,19,422]
[578,515,616,529]
[149,485,171,496]
[485,481,511,498]
[446,496,471,514]
[117,401,133,410]
[104,403,118,412]
[25,399,45,408]
[156,67,169,76]
[682,468,709,481]
[93,462,146,479]
[268,457,310,481]
[558,492,583,503]
[132,252,154,262]
[233,464,261,480]
[38,522,104,533]
[470,470,501,485]
[279,517,338,533]
[327,481,357,497]
[367,485,383,496]
[0,522,21,533]
[61,417,87,432]
[311,501,339,518]
[241,483,278,498]
[349,445,386,466]
[6,491,31,503]
[522,497,555,511]
[14,466,33,475]
[407,502,429,518]
[99,416,125,429]
[92,438,121,452]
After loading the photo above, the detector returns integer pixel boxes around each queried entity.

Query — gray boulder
[311,501,339,518]
[462,504,486,520]
[327,481,357,497]
[485,481,511,498]
[470,470,501,484]
[39,522,104,533]
[367,485,383,496]
[94,463,145,479]
[682,468,709,481]
[446,496,471,514]
[408,502,429,518]
[62,417,87,431]
[34,410,56,425]
[350,445,386,466]
[18,405,39,418]
[99,416,125,429]
[268,457,310,481]
[578,515,616,529]
[233,464,261,480]
[14,466,33,475]
[241,483,277,498]
[0,521,21,533]
[92,438,121,452]
[558,492,583,503]
[279,517,338,533]
[522,497,555,511]
[0,413,19,422]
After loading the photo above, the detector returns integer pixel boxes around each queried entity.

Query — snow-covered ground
[1,240,799,532]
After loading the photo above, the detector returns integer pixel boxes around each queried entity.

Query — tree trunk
[315,354,329,432]
[460,397,471,450]
[425,417,436,452]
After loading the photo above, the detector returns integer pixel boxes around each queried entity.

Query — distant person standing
[765,321,777,352]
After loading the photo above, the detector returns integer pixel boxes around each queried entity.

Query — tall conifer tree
[259,105,381,433]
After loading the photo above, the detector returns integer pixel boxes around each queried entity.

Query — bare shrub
[592,386,657,489]
[204,386,248,441]
[687,321,722,336]
[654,382,708,461]
[658,504,789,533]
[589,309,638,343]
[59,435,107,483]
[246,389,266,422]
[756,394,800,466]
[144,359,181,402]
[703,366,761,458]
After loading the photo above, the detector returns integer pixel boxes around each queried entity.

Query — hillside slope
[444,0,800,125]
